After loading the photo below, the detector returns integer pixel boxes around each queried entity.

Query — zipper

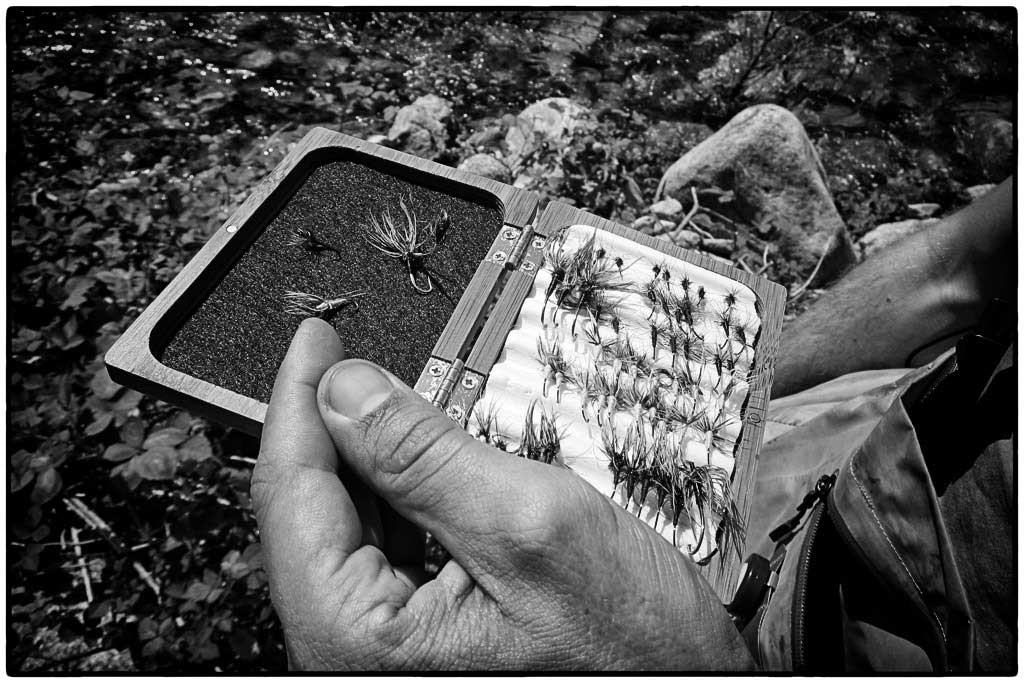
[769,473,835,672]
[791,501,826,671]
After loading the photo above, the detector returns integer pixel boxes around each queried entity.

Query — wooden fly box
[106,127,785,601]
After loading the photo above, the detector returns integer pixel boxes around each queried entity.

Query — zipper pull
[769,473,836,543]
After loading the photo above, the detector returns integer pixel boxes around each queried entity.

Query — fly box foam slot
[466,224,762,565]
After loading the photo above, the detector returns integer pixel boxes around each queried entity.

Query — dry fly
[283,289,366,316]
[518,401,561,465]
[363,197,446,294]
[536,337,576,402]
[285,227,341,256]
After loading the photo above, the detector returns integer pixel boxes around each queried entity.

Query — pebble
[631,215,657,232]
[670,229,701,250]
[649,197,683,219]
[967,184,997,201]
[657,219,677,234]
[907,203,940,219]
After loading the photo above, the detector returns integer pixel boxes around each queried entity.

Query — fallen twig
[758,244,772,275]
[675,187,703,235]
[70,527,93,604]
[789,235,834,300]
[64,497,125,554]
[133,561,161,602]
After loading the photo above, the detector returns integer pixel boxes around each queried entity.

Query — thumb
[315,359,573,585]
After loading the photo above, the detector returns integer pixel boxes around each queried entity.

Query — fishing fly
[363,197,447,294]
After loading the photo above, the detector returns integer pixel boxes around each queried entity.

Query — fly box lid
[106,127,785,602]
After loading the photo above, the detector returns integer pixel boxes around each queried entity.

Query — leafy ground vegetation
[8,10,1013,672]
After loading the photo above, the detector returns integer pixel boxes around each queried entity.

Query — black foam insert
[159,158,504,403]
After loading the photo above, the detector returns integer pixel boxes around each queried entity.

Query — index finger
[252,318,362,589]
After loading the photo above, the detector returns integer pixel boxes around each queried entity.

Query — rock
[649,197,683,219]
[657,219,677,234]
[631,215,657,233]
[538,11,608,73]
[238,48,275,70]
[659,104,856,285]
[967,183,997,201]
[907,203,941,219]
[467,125,505,150]
[701,238,734,258]
[505,98,590,168]
[644,121,714,159]
[458,153,511,183]
[670,229,702,250]
[859,218,940,259]
[969,118,1013,180]
[387,94,452,159]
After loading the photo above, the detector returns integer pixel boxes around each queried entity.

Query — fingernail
[324,360,396,418]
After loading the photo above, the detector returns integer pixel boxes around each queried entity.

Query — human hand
[251,318,755,671]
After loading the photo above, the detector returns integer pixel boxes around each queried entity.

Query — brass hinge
[507,222,535,268]
[490,213,545,272]
[431,357,465,408]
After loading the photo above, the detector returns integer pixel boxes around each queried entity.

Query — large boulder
[505,97,590,169]
[458,153,512,184]
[658,104,856,285]
[387,94,452,159]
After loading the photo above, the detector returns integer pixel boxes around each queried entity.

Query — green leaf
[62,276,96,309]
[11,450,32,470]
[84,412,114,437]
[68,90,94,101]
[102,443,137,462]
[30,467,62,504]
[142,427,189,449]
[11,470,35,492]
[130,447,179,481]
[89,367,122,400]
[141,637,164,658]
[120,418,146,448]
[111,390,142,417]
[179,434,212,462]
[138,617,158,641]
[111,461,142,490]
[184,580,211,601]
